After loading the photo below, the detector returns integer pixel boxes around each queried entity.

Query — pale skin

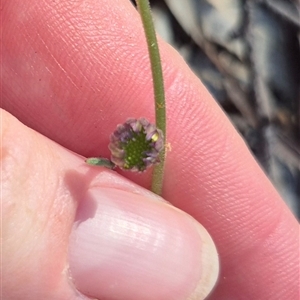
[2,0,299,299]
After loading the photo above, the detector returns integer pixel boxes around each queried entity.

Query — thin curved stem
[135,0,166,195]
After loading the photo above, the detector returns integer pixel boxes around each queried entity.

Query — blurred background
[132,0,300,219]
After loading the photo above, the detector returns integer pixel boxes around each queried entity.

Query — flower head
[109,118,164,172]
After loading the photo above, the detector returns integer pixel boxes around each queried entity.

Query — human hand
[2,0,298,299]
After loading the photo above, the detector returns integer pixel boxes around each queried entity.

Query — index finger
[2,0,298,299]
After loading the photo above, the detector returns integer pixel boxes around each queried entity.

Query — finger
[2,1,298,298]
[2,109,219,300]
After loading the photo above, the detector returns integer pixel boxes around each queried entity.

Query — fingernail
[68,188,219,300]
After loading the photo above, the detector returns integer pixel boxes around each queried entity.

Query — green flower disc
[122,130,153,171]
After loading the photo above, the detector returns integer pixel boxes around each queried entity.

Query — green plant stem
[135,0,166,195]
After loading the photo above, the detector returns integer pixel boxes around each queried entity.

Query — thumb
[69,187,219,300]
[2,109,219,300]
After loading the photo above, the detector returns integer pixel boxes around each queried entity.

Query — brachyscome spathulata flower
[109,118,164,172]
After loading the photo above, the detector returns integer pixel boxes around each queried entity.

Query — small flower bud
[109,118,164,172]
